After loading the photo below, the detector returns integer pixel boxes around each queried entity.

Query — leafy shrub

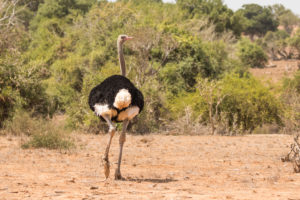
[292,71,300,94]
[259,30,290,60]
[168,74,283,134]
[289,29,300,59]
[281,72,300,133]
[0,86,17,128]
[130,79,167,133]
[218,74,283,133]
[238,38,268,68]
[283,71,300,93]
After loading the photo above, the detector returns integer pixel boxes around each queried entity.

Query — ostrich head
[117,35,133,45]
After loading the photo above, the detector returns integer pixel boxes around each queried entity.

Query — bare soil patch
[1,134,300,199]
[250,60,298,83]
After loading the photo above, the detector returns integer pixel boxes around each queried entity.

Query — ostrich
[88,35,144,180]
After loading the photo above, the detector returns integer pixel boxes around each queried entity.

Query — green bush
[289,29,300,59]
[283,71,300,93]
[167,74,283,134]
[130,79,167,133]
[218,74,283,133]
[238,38,268,68]
[259,30,290,60]
[281,72,300,133]
[0,86,17,128]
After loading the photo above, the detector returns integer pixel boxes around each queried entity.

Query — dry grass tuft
[2,111,74,150]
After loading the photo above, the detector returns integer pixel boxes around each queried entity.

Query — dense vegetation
[0,0,299,139]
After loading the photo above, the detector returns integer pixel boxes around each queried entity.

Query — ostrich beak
[125,36,133,40]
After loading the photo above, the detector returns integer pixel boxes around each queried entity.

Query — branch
[294,135,300,152]
[282,135,300,172]
[0,0,19,27]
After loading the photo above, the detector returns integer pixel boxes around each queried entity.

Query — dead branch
[198,79,229,135]
[0,0,19,27]
[282,135,300,173]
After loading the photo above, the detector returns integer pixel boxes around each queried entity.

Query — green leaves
[289,29,300,59]
[238,4,279,37]
[177,0,242,36]
[219,74,283,133]
[238,38,267,68]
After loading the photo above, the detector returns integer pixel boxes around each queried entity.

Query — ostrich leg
[102,114,116,180]
[115,119,129,180]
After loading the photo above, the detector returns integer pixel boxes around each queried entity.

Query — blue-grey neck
[118,41,126,77]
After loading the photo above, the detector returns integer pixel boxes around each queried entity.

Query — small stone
[55,191,65,194]
[69,178,76,183]
[90,186,98,190]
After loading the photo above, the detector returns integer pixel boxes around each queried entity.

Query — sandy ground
[250,60,299,83]
[0,133,300,200]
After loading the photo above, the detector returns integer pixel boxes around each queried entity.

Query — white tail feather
[113,89,131,110]
[94,104,117,118]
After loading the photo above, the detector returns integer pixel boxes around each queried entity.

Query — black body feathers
[88,75,144,122]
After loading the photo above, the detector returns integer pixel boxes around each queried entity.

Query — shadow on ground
[124,177,178,183]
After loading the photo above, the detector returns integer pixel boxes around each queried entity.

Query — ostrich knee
[102,115,116,180]
[103,128,115,179]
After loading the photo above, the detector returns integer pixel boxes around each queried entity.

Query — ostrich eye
[121,36,126,40]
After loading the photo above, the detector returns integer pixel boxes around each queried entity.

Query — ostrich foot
[114,169,124,180]
[103,157,110,179]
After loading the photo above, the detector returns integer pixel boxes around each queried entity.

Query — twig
[282,135,300,172]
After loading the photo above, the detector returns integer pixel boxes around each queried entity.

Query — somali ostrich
[88,35,144,180]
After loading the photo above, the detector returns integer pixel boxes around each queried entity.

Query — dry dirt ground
[249,60,299,83]
[1,134,300,200]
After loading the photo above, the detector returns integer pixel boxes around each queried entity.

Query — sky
[162,0,300,15]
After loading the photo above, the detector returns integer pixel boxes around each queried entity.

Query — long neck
[118,42,126,76]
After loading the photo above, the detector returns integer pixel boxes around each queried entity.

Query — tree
[289,29,300,59]
[271,4,287,19]
[118,0,162,3]
[238,4,279,38]
[176,0,243,36]
[34,0,95,20]
[198,79,227,135]
[271,4,299,34]
[279,11,299,34]
[17,0,44,12]
[261,30,290,60]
